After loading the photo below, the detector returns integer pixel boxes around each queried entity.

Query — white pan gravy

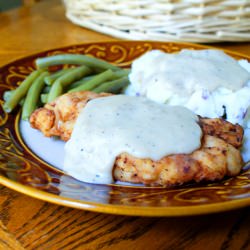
[64,95,202,184]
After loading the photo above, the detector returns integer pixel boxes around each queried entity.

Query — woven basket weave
[63,0,250,43]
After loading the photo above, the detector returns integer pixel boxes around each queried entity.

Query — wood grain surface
[0,0,250,249]
[1,184,250,250]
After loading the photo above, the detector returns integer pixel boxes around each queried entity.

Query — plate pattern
[0,41,250,214]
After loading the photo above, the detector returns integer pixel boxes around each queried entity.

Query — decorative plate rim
[1,40,250,68]
[1,175,250,217]
[0,40,250,216]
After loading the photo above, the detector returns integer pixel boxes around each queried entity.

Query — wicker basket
[63,0,250,43]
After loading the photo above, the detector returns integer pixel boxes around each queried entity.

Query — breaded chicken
[30,91,112,141]
[114,135,242,186]
[198,117,243,148]
[30,91,244,186]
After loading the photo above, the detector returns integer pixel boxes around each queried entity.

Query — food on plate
[30,91,112,141]
[36,54,121,71]
[114,134,242,186]
[30,93,243,186]
[126,49,250,161]
[47,65,92,102]
[2,49,248,187]
[3,54,129,119]
[126,49,250,126]
[3,70,43,113]
[22,72,49,120]
[198,117,243,148]
[67,69,129,94]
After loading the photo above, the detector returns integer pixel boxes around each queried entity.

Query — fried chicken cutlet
[30,91,112,141]
[30,91,244,186]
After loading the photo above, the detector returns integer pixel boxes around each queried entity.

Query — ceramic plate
[0,41,250,216]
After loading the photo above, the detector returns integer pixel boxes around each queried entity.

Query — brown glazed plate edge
[0,40,249,216]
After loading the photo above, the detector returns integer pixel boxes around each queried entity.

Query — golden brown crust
[30,108,56,137]
[30,91,111,141]
[113,135,243,186]
[198,117,243,148]
[30,91,244,187]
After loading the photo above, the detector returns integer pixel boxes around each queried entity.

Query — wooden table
[0,1,249,249]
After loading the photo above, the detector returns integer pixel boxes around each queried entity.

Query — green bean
[47,84,63,103]
[44,68,74,85]
[47,65,92,102]
[66,75,95,90]
[40,93,48,104]
[68,69,115,93]
[19,98,25,106]
[92,76,129,93]
[22,72,49,120]
[67,69,129,91]
[3,90,14,102]
[36,54,120,71]
[43,85,51,94]
[112,69,130,78]
[3,70,43,113]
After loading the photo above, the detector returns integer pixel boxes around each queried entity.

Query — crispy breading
[30,91,111,141]
[114,135,242,186]
[198,117,243,148]
[30,91,244,186]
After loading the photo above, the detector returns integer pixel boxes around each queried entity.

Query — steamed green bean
[3,70,43,113]
[41,93,48,104]
[3,52,131,121]
[43,85,51,94]
[44,68,74,85]
[3,90,14,102]
[68,69,115,93]
[47,65,92,102]
[22,72,49,120]
[112,69,130,78]
[92,76,129,93]
[36,54,120,71]
[19,98,25,106]
[67,75,95,90]
[67,69,129,91]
